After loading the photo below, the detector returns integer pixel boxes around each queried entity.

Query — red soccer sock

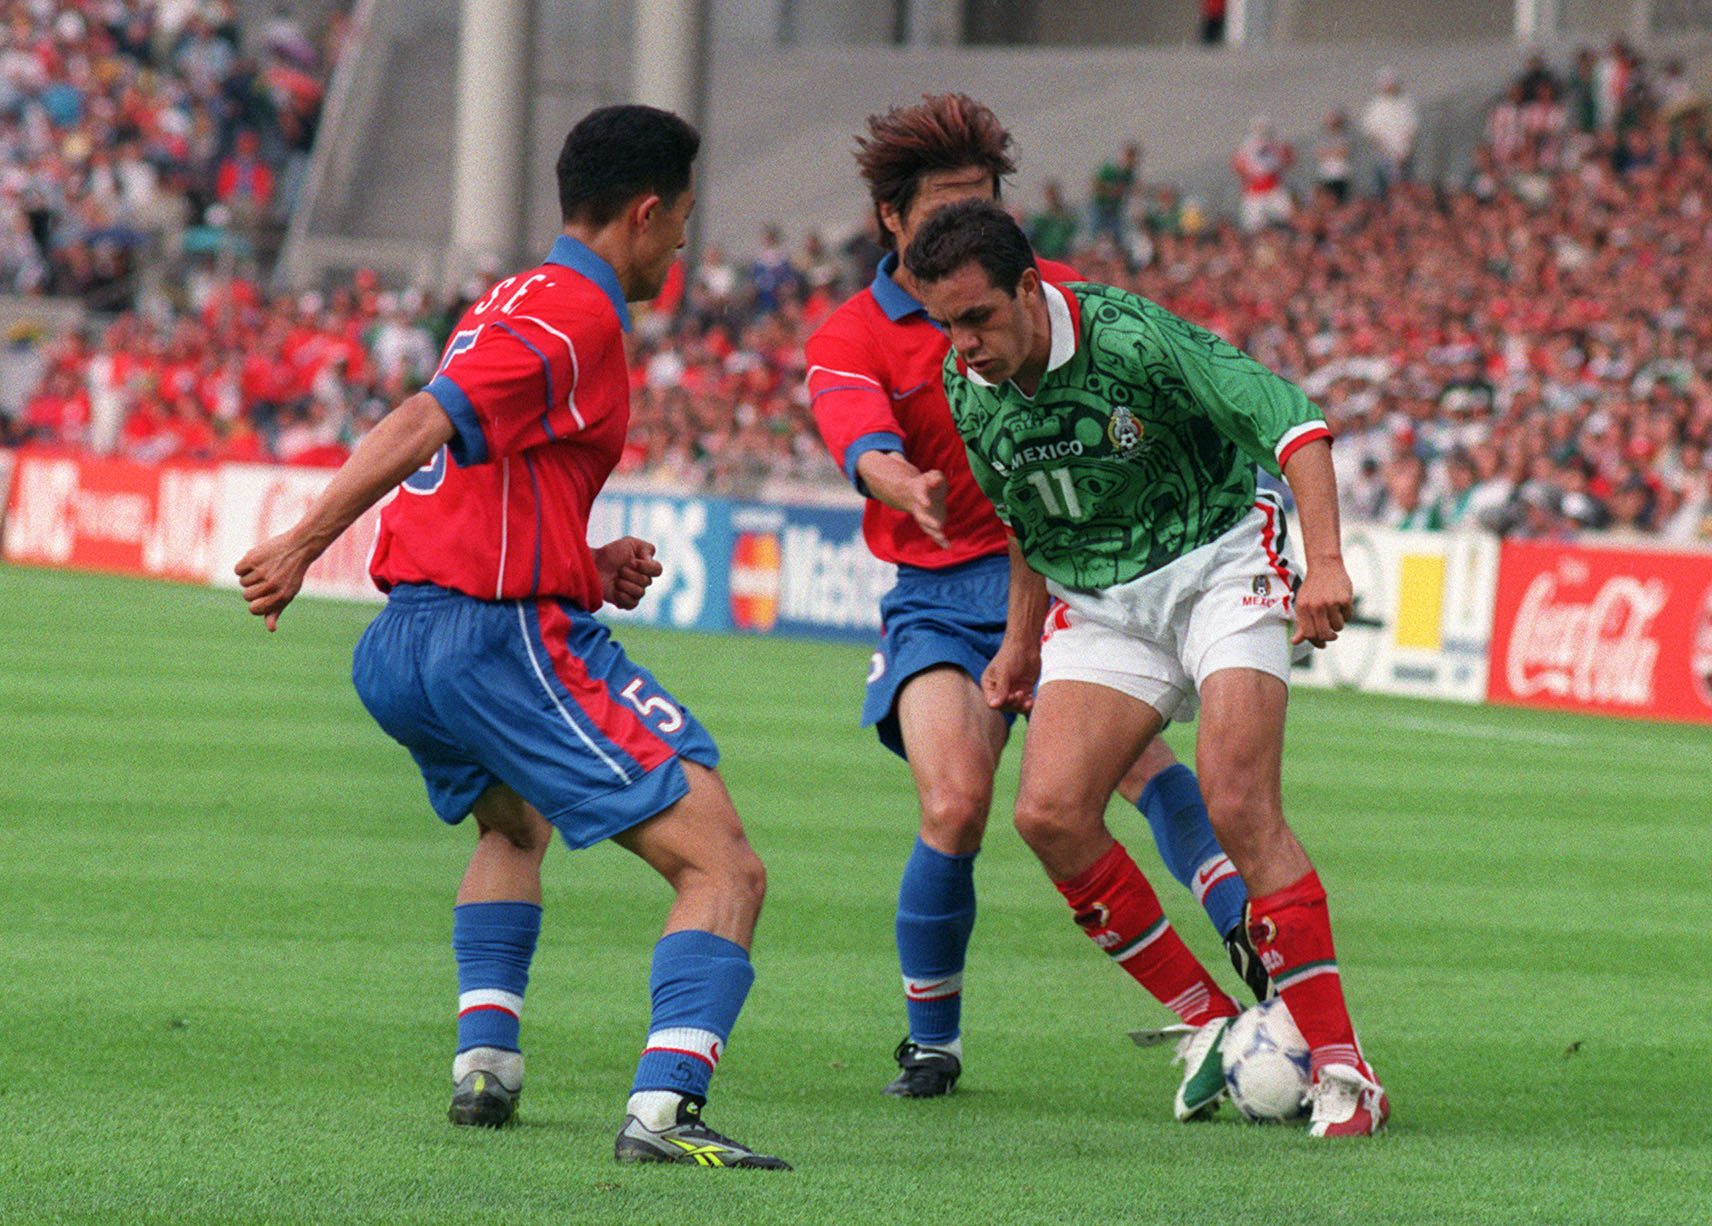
[1055,841,1238,1028]
[1246,870,1366,1075]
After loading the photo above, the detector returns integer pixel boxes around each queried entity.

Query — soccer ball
[1220,998,1312,1122]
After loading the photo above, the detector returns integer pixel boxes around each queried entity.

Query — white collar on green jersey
[966,281,1078,390]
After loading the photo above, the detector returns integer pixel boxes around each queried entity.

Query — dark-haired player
[804,95,1265,1116]
[236,105,788,1168]
[905,197,1388,1136]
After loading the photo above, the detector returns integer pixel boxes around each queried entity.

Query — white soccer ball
[1220,997,1312,1122]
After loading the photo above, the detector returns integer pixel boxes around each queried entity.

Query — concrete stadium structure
[275,0,1712,291]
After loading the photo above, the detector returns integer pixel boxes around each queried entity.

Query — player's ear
[1016,265,1042,300]
[631,192,663,232]
[877,200,905,244]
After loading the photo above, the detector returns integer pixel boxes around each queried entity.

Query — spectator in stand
[1312,109,1353,205]
[1200,0,1226,45]
[748,223,801,313]
[22,366,91,447]
[1361,67,1421,194]
[1087,140,1141,252]
[262,4,321,72]
[1487,82,1527,170]
[1604,469,1659,539]
[1025,178,1078,260]
[1520,77,1569,169]
[1376,454,1440,530]
[1231,114,1294,233]
[215,128,273,246]
[1592,39,1638,135]
[799,229,843,296]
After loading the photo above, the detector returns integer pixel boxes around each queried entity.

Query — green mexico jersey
[945,281,1327,592]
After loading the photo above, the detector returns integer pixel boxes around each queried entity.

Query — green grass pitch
[2,564,1708,1225]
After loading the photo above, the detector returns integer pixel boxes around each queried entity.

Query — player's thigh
[895,665,1009,847]
[470,782,554,851]
[1193,667,1287,821]
[1019,680,1164,823]
[352,595,499,825]
[434,595,719,847]
[866,556,1010,760]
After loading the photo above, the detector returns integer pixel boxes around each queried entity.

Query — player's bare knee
[1012,790,1091,855]
[1199,776,1284,852]
[918,783,991,851]
[728,843,768,911]
[475,814,552,858]
[471,785,551,854]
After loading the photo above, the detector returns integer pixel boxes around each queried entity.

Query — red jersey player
[804,95,1268,1112]
[236,106,787,1169]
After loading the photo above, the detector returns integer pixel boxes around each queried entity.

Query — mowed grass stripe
[1,564,1708,1225]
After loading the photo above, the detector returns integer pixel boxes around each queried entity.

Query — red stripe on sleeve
[1276,426,1333,470]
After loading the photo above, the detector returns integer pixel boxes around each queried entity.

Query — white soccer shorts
[1037,497,1303,722]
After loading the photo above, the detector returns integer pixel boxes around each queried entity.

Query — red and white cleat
[1307,1061,1390,1137]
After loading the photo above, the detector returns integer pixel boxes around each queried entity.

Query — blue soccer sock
[630,930,755,1106]
[1138,763,1248,939]
[895,837,978,1048]
[452,901,542,1074]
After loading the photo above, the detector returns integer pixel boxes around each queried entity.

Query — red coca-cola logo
[1503,556,1668,708]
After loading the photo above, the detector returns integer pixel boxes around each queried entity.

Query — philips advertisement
[590,486,892,646]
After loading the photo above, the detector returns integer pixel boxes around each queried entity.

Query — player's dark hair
[855,94,1015,251]
[556,104,700,226]
[902,198,1037,296]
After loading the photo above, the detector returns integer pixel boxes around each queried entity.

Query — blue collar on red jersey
[871,251,928,323]
[546,234,632,333]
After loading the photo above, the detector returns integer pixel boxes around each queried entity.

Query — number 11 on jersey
[1025,468,1083,517]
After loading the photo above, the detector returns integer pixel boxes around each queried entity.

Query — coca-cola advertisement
[208,463,386,603]
[1488,539,1712,724]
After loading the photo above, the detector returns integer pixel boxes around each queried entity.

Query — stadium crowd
[0,0,339,306]
[6,37,1712,544]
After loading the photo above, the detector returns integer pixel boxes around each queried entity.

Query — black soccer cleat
[1224,921,1276,1002]
[614,1098,791,1169]
[448,1069,520,1128]
[883,1037,961,1098]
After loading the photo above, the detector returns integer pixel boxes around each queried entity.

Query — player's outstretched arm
[593,537,664,610]
[1281,437,1354,648]
[853,449,949,548]
[235,391,455,631]
[983,536,1047,712]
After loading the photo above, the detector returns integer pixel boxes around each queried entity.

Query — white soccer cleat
[1307,1061,1390,1137]
[1170,1016,1233,1121]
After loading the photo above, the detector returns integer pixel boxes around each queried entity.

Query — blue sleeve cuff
[844,431,905,496]
[423,374,489,467]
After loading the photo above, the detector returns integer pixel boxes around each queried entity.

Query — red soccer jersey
[805,253,1080,569]
[369,237,634,609]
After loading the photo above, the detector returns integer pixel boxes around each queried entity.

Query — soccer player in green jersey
[902,198,1389,1137]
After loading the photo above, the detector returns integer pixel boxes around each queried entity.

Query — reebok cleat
[614,1098,790,1169]
[448,1069,519,1128]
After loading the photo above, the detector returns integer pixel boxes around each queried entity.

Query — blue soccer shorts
[861,552,1016,759]
[352,583,719,848]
